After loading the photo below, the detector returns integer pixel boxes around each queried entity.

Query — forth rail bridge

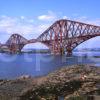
[0,19,100,56]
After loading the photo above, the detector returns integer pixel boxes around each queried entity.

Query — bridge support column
[9,45,23,54]
[60,47,65,55]
[67,51,72,56]
[66,48,72,56]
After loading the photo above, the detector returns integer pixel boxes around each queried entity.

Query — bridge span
[0,19,100,55]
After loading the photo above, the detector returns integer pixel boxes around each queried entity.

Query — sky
[0,0,100,49]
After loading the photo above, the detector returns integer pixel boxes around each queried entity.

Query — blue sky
[0,0,100,49]
[0,0,100,18]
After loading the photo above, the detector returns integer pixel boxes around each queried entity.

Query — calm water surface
[0,51,100,79]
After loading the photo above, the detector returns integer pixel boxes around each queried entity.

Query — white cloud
[0,12,57,41]
[38,11,57,21]
[0,13,100,43]
[0,16,32,34]
[63,16,68,19]
[0,15,51,42]
[38,15,53,20]
[20,16,25,20]
[28,19,34,23]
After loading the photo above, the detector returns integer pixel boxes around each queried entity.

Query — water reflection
[0,51,99,79]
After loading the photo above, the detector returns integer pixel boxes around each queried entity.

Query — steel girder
[37,19,100,55]
[6,34,28,53]
[0,19,100,54]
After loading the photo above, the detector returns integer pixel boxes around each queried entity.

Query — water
[0,51,100,79]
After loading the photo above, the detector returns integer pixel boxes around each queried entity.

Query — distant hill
[74,48,100,52]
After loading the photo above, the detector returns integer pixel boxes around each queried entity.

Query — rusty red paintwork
[1,19,100,55]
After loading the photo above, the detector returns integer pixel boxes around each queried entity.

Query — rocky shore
[0,65,100,100]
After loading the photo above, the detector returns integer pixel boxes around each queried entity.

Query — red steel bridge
[0,19,100,55]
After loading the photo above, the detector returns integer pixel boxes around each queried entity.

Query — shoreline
[0,64,100,100]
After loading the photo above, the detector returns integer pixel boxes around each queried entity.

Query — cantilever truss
[0,19,100,54]
[6,34,28,53]
[37,19,100,55]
